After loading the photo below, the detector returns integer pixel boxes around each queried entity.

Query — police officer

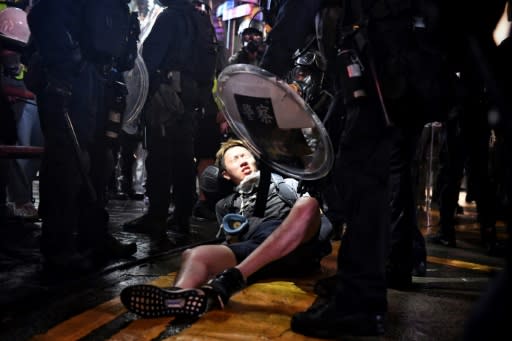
[123,0,203,247]
[260,0,458,337]
[27,0,137,273]
[258,1,389,336]
[429,2,504,255]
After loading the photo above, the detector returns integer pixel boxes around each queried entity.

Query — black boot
[101,233,137,259]
[167,215,191,235]
[313,275,337,297]
[291,298,386,338]
[201,267,246,308]
[123,213,167,237]
[480,226,505,256]
[428,231,456,247]
[192,200,216,221]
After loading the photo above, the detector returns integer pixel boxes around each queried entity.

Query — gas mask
[288,50,326,104]
[241,27,264,54]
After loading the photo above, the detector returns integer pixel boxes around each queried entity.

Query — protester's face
[222,146,258,185]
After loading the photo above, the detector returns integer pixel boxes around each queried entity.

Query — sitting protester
[120,138,332,318]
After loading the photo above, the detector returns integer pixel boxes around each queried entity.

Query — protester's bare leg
[236,196,321,280]
[174,244,237,288]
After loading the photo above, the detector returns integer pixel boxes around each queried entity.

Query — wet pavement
[0,191,509,340]
[0,195,221,340]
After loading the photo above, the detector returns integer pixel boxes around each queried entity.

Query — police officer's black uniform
[27,0,137,272]
[260,0,461,336]
[123,0,200,242]
[260,0,390,337]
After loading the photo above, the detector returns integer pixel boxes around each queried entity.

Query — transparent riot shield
[122,53,149,135]
[216,64,334,181]
[122,1,164,134]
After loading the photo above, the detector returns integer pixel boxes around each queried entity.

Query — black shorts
[227,219,332,283]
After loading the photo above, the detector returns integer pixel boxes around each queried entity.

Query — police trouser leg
[388,124,423,277]
[145,126,174,221]
[334,100,391,313]
[437,118,465,240]
[167,116,197,223]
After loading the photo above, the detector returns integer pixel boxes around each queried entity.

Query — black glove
[104,80,128,147]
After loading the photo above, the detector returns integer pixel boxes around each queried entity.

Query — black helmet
[241,27,263,37]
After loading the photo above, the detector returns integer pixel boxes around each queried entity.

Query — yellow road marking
[30,274,178,341]
[31,299,126,341]
[427,256,502,273]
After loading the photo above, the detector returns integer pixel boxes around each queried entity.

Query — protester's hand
[219,121,230,135]
[287,81,303,97]
[216,111,230,135]
[215,110,226,124]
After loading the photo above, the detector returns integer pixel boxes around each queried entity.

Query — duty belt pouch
[145,80,185,128]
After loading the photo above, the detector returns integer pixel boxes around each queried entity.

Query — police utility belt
[156,69,181,93]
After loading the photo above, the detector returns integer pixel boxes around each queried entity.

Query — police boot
[123,213,167,237]
[167,215,191,236]
[201,267,246,308]
[102,233,137,259]
[481,226,504,256]
[313,274,337,297]
[291,298,386,338]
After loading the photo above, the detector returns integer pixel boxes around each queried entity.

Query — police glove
[105,80,128,146]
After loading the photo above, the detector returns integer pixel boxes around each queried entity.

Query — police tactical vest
[83,0,131,62]
[184,7,218,85]
[319,0,457,125]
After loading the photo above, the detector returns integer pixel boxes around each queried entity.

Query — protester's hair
[215,138,248,171]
